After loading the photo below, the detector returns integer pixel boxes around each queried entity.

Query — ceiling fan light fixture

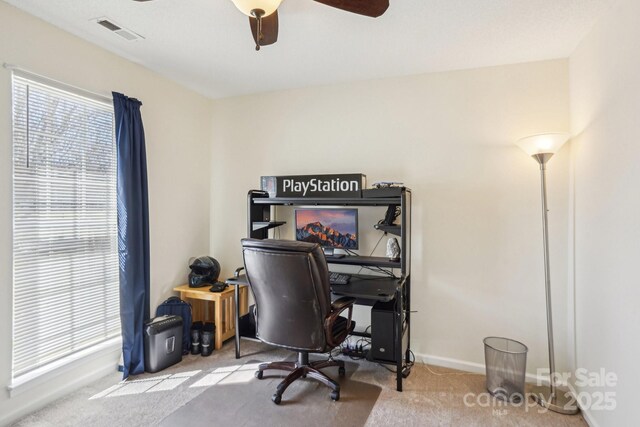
[231,0,283,17]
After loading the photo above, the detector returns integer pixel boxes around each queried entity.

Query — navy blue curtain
[113,92,150,378]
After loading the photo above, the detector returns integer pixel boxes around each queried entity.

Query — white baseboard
[414,352,550,386]
[578,406,599,427]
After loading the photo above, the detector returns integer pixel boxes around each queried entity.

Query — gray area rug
[159,359,381,427]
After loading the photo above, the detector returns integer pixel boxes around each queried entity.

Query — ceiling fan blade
[313,0,389,17]
[249,10,279,48]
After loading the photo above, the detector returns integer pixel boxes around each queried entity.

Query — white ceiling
[5,0,613,99]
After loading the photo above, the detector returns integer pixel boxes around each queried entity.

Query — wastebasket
[483,337,528,403]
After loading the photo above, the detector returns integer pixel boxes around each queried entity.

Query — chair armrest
[325,297,356,348]
[234,266,245,278]
[331,297,356,313]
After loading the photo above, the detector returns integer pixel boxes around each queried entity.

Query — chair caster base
[255,370,263,379]
[272,393,282,404]
[330,390,340,401]
[338,367,345,377]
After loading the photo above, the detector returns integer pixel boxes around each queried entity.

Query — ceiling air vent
[95,17,144,41]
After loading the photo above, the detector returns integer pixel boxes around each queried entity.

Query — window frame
[10,69,121,386]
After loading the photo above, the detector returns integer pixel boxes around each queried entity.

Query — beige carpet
[13,340,587,427]
[363,362,587,427]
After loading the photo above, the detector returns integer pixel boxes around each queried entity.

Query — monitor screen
[295,208,358,249]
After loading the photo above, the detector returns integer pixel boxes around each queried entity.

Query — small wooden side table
[172,284,248,350]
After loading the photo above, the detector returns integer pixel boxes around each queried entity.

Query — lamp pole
[528,152,578,415]
[515,134,578,415]
[534,153,557,397]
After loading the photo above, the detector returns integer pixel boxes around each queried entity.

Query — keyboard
[329,272,351,285]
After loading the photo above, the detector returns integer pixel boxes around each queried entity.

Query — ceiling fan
[133,0,390,51]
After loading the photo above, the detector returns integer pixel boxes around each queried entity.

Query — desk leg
[235,285,241,359]
[396,288,403,392]
[214,299,223,350]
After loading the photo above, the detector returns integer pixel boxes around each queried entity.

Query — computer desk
[243,189,412,391]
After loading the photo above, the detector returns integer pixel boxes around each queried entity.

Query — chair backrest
[241,238,332,352]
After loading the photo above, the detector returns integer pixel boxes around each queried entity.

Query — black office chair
[241,238,355,404]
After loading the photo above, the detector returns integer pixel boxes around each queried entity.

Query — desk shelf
[325,255,400,268]
[330,274,403,302]
[253,197,401,207]
[251,221,286,232]
[373,224,402,236]
[228,273,403,303]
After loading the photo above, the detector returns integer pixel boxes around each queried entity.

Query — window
[12,72,120,380]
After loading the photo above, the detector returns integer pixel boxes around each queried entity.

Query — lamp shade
[515,133,570,156]
[231,0,283,16]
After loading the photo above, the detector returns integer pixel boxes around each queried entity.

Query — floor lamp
[515,133,579,415]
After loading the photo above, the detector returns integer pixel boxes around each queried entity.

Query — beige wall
[0,1,589,423]
[210,60,572,378]
[570,0,640,424]
[0,2,212,423]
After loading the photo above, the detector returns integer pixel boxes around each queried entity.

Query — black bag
[155,296,192,354]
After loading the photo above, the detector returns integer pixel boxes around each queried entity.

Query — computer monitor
[295,208,358,249]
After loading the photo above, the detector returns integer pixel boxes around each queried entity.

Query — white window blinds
[12,73,120,379]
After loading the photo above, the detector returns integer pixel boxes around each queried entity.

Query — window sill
[8,336,122,397]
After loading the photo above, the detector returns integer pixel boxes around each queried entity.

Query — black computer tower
[370,300,408,363]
